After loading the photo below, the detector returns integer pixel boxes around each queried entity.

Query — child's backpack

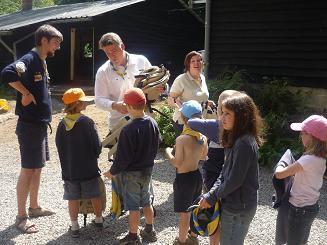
[78,177,107,226]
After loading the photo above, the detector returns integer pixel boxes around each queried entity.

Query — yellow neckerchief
[181,126,205,145]
[110,53,129,79]
[63,113,82,131]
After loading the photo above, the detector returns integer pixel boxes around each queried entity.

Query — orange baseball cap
[62,88,93,105]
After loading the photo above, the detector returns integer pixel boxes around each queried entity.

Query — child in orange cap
[55,88,103,238]
[103,87,160,244]
[274,115,327,244]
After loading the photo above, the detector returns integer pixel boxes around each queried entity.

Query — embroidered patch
[15,62,26,77]
[34,72,43,82]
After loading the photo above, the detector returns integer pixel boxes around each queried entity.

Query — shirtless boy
[165,100,208,245]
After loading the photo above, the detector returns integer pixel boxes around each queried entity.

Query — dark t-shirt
[1,50,52,123]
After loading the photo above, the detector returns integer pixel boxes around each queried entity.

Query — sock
[145,223,153,233]
[128,232,138,240]
[95,216,103,223]
[71,220,79,230]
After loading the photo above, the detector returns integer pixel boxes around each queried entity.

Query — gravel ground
[0,100,326,245]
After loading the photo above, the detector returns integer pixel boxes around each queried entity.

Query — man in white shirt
[95,32,151,128]
[94,33,154,222]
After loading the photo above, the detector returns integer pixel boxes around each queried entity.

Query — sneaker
[186,234,199,245]
[140,228,158,242]
[91,217,104,228]
[119,233,141,245]
[69,227,80,238]
[173,237,187,245]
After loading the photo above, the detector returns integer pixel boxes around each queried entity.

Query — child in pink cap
[274,115,327,245]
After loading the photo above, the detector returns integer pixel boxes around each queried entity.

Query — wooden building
[206,0,327,88]
[0,0,205,86]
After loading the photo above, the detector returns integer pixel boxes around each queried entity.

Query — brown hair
[221,93,264,148]
[183,51,202,72]
[98,32,123,49]
[64,101,83,114]
[217,90,242,118]
[304,135,327,158]
[35,24,63,46]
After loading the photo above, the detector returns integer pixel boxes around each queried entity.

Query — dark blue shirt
[55,116,102,181]
[1,50,52,123]
[110,115,161,175]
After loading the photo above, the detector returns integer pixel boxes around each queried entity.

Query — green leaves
[153,102,177,147]
[207,69,307,167]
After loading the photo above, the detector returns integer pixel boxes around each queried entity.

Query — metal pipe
[204,0,211,78]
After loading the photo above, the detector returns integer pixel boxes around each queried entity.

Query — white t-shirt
[289,154,326,207]
[94,52,151,128]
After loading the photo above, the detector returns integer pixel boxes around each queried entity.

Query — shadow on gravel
[0,225,20,245]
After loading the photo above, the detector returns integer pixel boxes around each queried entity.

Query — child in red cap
[104,88,160,244]
[55,88,103,238]
[274,115,327,245]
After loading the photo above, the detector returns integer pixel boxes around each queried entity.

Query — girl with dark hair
[198,93,264,245]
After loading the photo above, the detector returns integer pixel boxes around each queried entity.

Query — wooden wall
[208,0,327,87]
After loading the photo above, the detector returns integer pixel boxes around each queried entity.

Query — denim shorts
[287,202,319,245]
[63,177,101,200]
[15,120,49,169]
[220,206,257,245]
[121,168,153,211]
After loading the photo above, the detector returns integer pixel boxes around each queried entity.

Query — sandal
[28,207,55,218]
[15,216,38,234]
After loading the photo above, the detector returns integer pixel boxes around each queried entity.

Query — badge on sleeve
[15,62,26,77]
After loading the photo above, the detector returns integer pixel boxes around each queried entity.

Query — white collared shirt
[94,52,151,128]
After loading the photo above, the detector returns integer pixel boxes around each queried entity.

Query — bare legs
[16,168,42,217]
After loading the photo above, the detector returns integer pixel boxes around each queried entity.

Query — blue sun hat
[179,100,202,119]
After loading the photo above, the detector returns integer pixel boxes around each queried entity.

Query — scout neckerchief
[63,113,83,131]
[110,53,129,79]
[181,127,205,145]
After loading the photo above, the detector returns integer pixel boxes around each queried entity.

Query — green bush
[207,69,307,167]
[0,83,14,99]
[153,102,177,147]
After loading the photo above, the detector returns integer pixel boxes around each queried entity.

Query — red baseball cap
[123,87,146,106]
[290,115,327,141]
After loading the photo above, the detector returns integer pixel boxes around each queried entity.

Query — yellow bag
[78,177,106,226]
[0,99,10,113]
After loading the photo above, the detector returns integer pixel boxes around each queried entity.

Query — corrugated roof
[0,0,145,32]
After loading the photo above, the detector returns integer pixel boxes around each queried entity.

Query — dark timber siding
[208,0,327,87]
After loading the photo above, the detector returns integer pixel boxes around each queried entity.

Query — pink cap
[290,115,327,141]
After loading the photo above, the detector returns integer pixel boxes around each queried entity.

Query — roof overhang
[0,0,145,34]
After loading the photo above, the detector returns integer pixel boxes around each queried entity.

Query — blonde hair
[304,135,327,158]
[64,101,83,114]
[217,90,242,118]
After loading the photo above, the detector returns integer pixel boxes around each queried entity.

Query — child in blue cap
[165,100,208,245]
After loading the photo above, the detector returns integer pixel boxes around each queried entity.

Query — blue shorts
[121,168,153,211]
[63,177,101,200]
[15,120,49,169]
